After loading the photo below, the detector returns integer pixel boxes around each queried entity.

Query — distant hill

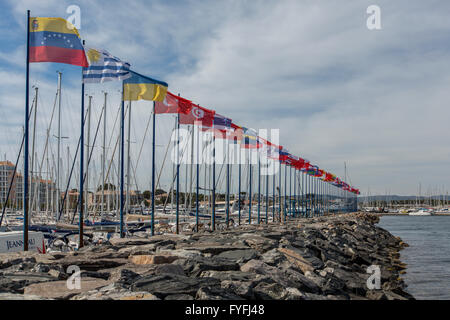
[357,195,448,202]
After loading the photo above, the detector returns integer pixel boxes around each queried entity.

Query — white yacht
[409,209,434,216]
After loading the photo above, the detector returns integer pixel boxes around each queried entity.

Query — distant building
[0,160,57,209]
[0,161,22,207]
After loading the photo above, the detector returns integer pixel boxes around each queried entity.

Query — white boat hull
[409,211,432,216]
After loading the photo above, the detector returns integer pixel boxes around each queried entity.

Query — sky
[1,0,450,196]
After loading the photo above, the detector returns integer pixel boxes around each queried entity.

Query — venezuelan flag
[29,17,88,67]
[123,71,168,102]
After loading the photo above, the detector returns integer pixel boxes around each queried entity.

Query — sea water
[378,216,450,299]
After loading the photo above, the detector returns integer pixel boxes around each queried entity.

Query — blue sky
[1,0,450,196]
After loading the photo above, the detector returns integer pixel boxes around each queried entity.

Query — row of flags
[27,15,359,195]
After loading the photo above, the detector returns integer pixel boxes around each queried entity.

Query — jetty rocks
[0,213,414,300]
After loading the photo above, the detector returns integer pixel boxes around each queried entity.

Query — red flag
[302,162,313,171]
[179,104,215,126]
[155,92,192,114]
[293,158,306,170]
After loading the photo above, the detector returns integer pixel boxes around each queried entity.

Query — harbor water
[378,216,450,299]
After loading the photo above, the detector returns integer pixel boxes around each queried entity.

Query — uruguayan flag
[83,47,131,83]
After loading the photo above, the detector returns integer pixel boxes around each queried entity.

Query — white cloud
[2,0,450,196]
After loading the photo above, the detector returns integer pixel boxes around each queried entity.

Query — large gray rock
[175,256,240,277]
[154,264,185,276]
[216,249,258,263]
[0,293,46,300]
[196,286,245,300]
[284,268,321,294]
[24,277,111,299]
[252,282,287,300]
[199,270,254,282]
[240,259,273,274]
[221,280,255,299]
[164,294,194,300]
[49,254,127,271]
[131,274,220,298]
[238,234,277,253]
[0,272,58,294]
[261,249,286,266]
[278,246,324,273]
[176,242,249,255]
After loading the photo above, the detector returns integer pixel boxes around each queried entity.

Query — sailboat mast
[66,146,70,218]
[126,101,132,215]
[56,72,62,220]
[30,87,38,214]
[102,92,107,216]
[85,96,92,219]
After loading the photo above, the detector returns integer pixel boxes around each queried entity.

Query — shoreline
[371,213,450,217]
[0,213,413,300]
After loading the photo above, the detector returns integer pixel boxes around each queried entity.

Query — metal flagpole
[304,172,307,217]
[310,175,313,217]
[78,41,86,247]
[323,180,326,215]
[238,144,241,225]
[119,82,125,238]
[257,152,261,224]
[284,162,287,221]
[151,102,156,236]
[248,148,252,225]
[298,171,301,217]
[319,179,322,215]
[301,171,304,217]
[314,176,317,217]
[289,165,292,218]
[309,174,312,217]
[293,168,296,218]
[306,174,310,217]
[312,176,315,216]
[310,176,313,217]
[265,158,269,224]
[279,159,282,223]
[272,164,275,222]
[23,10,30,251]
[226,139,230,227]
[212,135,216,231]
[317,178,320,216]
[319,178,322,215]
[314,176,316,216]
[313,176,315,217]
[323,180,325,215]
[329,182,331,214]
[176,112,180,234]
[196,123,199,232]
[298,171,301,216]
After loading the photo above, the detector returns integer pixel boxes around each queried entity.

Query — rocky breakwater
[0,213,413,300]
